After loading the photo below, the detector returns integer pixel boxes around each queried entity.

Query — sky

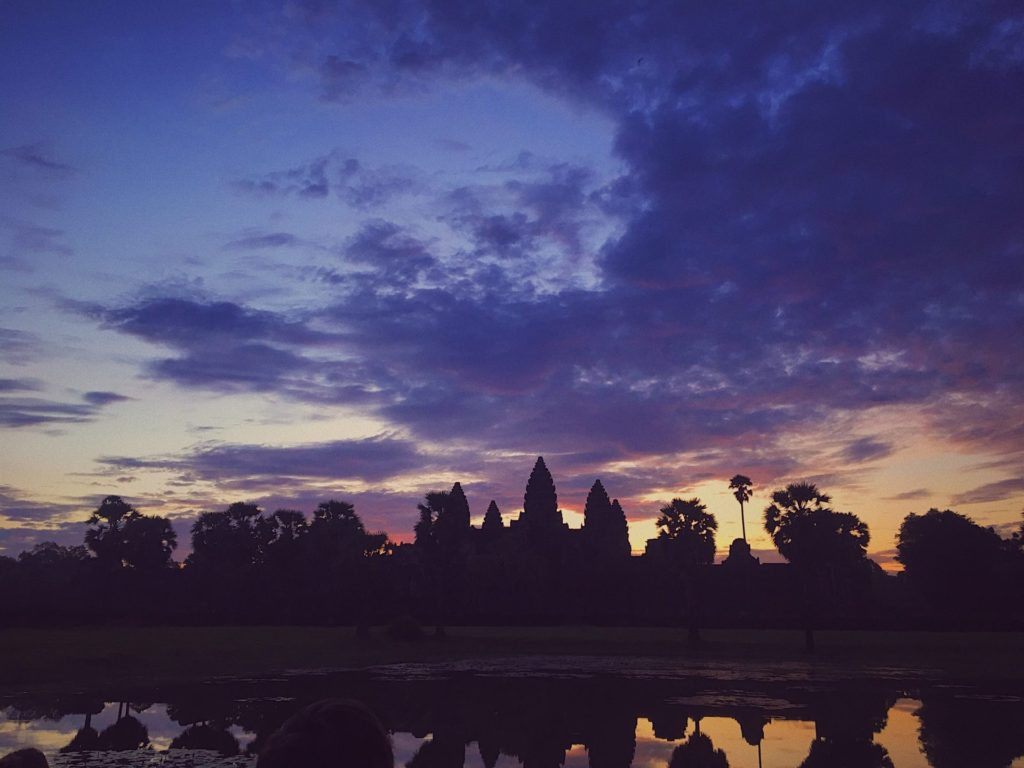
[1,0,1022,566]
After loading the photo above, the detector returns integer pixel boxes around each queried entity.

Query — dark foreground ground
[5,626,1024,695]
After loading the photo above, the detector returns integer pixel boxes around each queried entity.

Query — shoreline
[5,626,1024,694]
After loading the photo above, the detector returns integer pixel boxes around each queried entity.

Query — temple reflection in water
[3,659,1024,767]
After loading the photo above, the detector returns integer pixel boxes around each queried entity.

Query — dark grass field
[4,625,1024,694]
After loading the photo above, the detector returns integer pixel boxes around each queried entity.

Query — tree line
[3,457,1022,634]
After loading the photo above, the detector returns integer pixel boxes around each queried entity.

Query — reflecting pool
[2,656,1023,767]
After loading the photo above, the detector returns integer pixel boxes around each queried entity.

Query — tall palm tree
[728,475,753,542]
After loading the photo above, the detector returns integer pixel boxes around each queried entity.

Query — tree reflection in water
[170,724,240,756]
[97,715,149,751]
[917,692,1024,768]
[668,722,729,768]
[797,687,895,768]
[3,667,1024,767]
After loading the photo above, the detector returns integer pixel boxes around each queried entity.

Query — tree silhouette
[184,502,269,621]
[309,499,387,557]
[98,714,150,751]
[263,509,308,547]
[407,736,465,768]
[763,482,870,651]
[764,484,868,564]
[668,730,729,768]
[728,475,753,542]
[651,498,717,644]
[306,500,388,628]
[85,495,140,570]
[896,508,1003,619]
[170,724,240,755]
[19,541,89,567]
[414,494,439,549]
[414,489,468,632]
[798,689,895,768]
[654,498,717,563]
[257,509,311,622]
[799,737,893,768]
[121,514,177,571]
[188,502,266,570]
[12,542,93,624]
[917,691,1024,768]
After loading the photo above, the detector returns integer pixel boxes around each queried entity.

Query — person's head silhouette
[0,748,49,768]
[257,699,392,768]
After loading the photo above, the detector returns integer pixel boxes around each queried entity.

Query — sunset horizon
[2,1,1022,572]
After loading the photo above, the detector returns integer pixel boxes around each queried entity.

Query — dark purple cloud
[343,220,437,285]
[82,391,131,406]
[99,297,326,347]
[839,437,894,464]
[950,478,1024,506]
[0,390,127,429]
[86,297,367,397]
[100,435,424,486]
[0,378,42,392]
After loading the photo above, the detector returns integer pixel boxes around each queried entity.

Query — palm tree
[654,498,718,645]
[728,475,753,542]
[85,495,141,571]
[763,482,870,651]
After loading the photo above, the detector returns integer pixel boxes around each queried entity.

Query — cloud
[0,390,127,429]
[0,378,42,392]
[0,485,79,524]
[236,151,419,209]
[0,328,41,365]
[885,488,931,501]
[435,138,472,152]
[0,143,76,179]
[342,219,436,286]
[224,232,301,250]
[838,437,894,464]
[0,524,86,557]
[99,435,425,486]
[82,391,131,406]
[98,297,324,347]
[0,485,87,555]
[439,161,607,274]
[86,297,363,397]
[1,219,73,269]
[950,478,1024,506]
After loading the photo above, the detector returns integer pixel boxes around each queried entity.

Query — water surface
[3,656,1023,767]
